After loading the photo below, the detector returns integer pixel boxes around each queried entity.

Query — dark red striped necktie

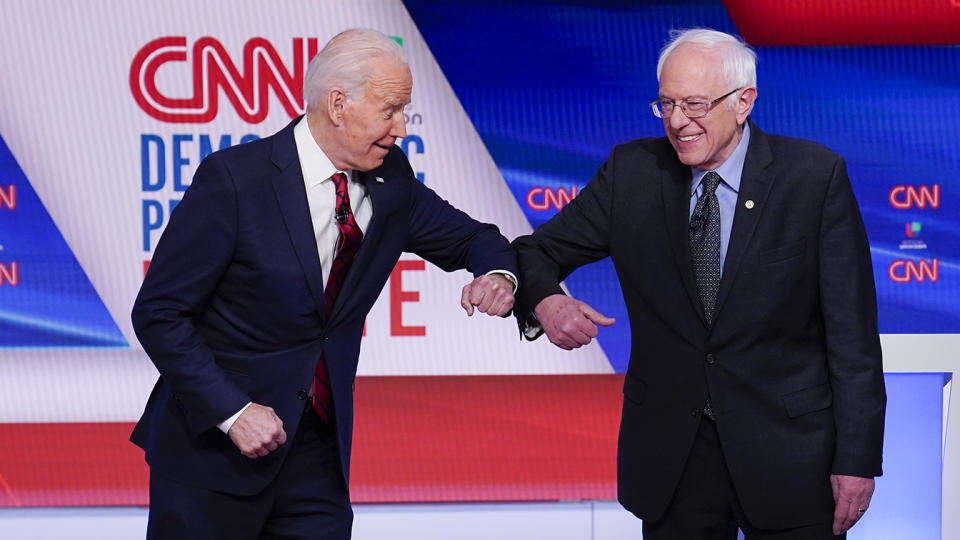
[312,172,363,423]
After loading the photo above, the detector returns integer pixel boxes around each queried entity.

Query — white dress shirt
[294,117,374,285]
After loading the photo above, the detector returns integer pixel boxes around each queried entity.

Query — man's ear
[736,87,757,124]
[327,88,347,126]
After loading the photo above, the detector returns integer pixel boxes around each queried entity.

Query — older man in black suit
[513,28,885,539]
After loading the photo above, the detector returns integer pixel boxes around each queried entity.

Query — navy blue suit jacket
[513,120,885,529]
[131,117,516,496]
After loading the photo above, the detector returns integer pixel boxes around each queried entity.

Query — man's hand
[227,403,287,459]
[831,474,875,535]
[461,274,515,317]
[533,294,615,350]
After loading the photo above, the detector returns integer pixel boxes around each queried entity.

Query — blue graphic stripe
[0,133,128,348]
[0,309,128,348]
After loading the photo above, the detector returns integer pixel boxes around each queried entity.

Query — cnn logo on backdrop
[526,186,579,211]
[888,184,939,209]
[888,259,939,283]
[887,184,941,284]
[130,36,321,123]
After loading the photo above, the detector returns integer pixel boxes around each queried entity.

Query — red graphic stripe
[0,422,148,507]
[724,0,960,46]
[0,375,623,507]
[352,375,622,502]
[0,471,20,507]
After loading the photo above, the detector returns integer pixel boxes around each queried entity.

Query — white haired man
[132,28,517,539]
[513,28,885,539]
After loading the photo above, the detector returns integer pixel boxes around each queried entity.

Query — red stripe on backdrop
[0,422,147,507]
[0,375,623,507]
[724,0,960,46]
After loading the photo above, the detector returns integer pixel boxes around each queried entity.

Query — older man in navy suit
[132,28,516,539]
[513,29,885,539]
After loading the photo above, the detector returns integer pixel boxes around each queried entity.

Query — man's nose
[668,107,690,130]
[390,113,407,139]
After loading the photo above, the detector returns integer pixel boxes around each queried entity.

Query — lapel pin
[745,200,755,209]
[376,176,384,183]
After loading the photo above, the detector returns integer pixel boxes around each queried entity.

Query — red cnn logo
[0,262,18,286]
[0,184,14,210]
[888,259,939,283]
[130,37,320,123]
[527,186,580,210]
[889,185,940,209]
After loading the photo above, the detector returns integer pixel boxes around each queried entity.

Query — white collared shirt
[294,116,374,286]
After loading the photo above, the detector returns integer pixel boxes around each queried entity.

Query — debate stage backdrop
[0,1,957,538]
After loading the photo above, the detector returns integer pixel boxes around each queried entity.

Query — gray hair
[304,28,409,110]
[656,28,757,102]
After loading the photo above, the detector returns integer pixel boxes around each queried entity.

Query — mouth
[677,133,702,143]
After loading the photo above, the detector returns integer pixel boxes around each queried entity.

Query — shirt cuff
[485,270,518,293]
[218,402,252,434]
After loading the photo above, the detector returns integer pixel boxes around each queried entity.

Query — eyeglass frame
[650,87,743,119]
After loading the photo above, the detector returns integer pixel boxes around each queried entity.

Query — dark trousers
[147,407,352,540]
[642,418,842,540]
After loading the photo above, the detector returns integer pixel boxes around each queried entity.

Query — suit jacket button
[706,353,715,365]
[690,408,701,418]
[296,389,309,400]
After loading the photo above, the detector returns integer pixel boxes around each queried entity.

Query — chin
[676,153,701,167]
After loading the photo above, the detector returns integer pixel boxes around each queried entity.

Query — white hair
[656,28,757,106]
[303,28,408,110]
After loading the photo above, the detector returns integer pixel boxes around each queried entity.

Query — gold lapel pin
[745,200,755,209]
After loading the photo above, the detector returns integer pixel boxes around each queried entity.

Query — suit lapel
[269,118,327,318]
[660,151,705,323]
[714,120,775,318]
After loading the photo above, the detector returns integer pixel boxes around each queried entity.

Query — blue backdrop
[404,0,959,372]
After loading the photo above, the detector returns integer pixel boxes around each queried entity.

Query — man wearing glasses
[512,28,885,539]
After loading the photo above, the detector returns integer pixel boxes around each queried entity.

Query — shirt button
[706,353,716,365]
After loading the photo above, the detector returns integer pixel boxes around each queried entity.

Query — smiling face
[658,43,756,170]
[332,56,412,171]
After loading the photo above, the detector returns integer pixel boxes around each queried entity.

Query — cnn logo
[888,259,938,283]
[889,185,939,209]
[130,36,320,123]
[527,187,579,211]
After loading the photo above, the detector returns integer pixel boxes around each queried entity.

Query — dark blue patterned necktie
[690,171,722,326]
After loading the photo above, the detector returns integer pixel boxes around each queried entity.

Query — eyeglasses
[650,88,742,119]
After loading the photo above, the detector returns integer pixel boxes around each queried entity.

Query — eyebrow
[659,94,709,100]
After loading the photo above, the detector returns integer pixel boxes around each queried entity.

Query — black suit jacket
[131,117,517,496]
[513,120,885,529]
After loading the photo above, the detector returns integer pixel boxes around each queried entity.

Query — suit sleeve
[131,155,251,435]
[818,157,886,477]
[403,166,517,278]
[511,147,617,325]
